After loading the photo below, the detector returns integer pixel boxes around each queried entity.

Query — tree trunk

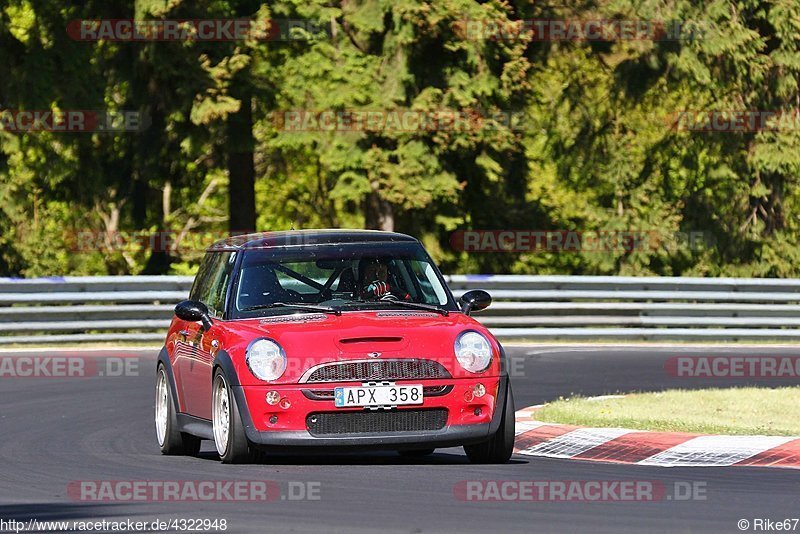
[364,188,394,231]
[227,93,256,234]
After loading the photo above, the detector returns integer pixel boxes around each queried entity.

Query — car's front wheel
[463,382,515,464]
[155,365,201,456]
[212,369,255,464]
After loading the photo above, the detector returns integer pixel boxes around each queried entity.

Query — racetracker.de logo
[67,19,328,42]
[66,229,320,253]
[454,480,706,501]
[449,230,711,253]
[272,109,526,132]
[0,355,139,378]
[0,110,148,133]
[455,19,706,41]
[667,110,800,132]
[67,480,321,502]
[665,356,800,378]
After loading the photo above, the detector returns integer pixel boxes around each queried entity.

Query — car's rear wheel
[398,448,435,457]
[155,365,201,456]
[464,382,515,464]
[212,369,255,464]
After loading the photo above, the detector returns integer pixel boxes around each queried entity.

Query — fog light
[473,383,486,398]
[279,398,291,409]
[474,408,482,416]
[269,415,278,424]
[464,390,474,402]
[266,391,280,405]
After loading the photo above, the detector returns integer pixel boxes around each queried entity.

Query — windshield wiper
[241,302,342,316]
[346,298,448,316]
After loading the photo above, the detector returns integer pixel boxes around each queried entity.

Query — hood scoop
[336,335,408,352]
[339,336,403,344]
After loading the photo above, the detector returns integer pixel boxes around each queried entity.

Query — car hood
[221,310,501,384]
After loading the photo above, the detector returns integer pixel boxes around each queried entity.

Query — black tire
[212,369,255,464]
[463,381,515,464]
[155,365,201,456]
[398,448,436,457]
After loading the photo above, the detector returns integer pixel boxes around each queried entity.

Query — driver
[358,258,410,300]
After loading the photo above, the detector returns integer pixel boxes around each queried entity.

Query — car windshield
[229,241,456,319]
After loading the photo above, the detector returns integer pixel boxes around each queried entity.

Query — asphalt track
[1,345,799,533]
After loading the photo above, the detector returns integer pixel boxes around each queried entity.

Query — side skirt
[176,413,213,440]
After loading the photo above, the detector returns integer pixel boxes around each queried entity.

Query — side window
[189,253,220,303]
[189,252,235,317]
[207,252,236,316]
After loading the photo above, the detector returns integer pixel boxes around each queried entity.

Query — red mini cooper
[155,230,514,463]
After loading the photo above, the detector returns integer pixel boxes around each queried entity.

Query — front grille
[303,359,451,383]
[306,409,448,436]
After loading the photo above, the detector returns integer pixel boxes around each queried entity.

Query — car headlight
[245,339,287,381]
[454,331,493,373]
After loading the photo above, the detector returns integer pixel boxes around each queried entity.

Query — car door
[173,253,216,413]
[173,317,202,413]
[181,251,235,419]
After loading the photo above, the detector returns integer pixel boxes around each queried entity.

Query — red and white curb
[514,408,800,469]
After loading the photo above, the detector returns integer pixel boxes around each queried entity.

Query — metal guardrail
[1,275,799,343]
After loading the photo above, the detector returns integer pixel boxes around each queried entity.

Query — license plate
[334,384,423,407]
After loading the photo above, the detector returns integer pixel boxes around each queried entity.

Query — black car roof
[208,229,419,251]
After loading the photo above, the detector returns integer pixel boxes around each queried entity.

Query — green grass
[534,387,800,436]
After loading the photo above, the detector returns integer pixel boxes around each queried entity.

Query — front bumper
[232,375,508,452]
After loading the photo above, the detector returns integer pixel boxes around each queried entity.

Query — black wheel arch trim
[212,349,261,442]
[486,342,511,435]
[212,349,241,386]
[488,374,509,435]
[156,346,180,412]
[497,342,510,378]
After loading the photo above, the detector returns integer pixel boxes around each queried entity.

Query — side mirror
[459,289,492,315]
[175,300,213,330]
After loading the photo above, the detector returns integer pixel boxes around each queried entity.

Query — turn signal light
[266,391,280,405]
